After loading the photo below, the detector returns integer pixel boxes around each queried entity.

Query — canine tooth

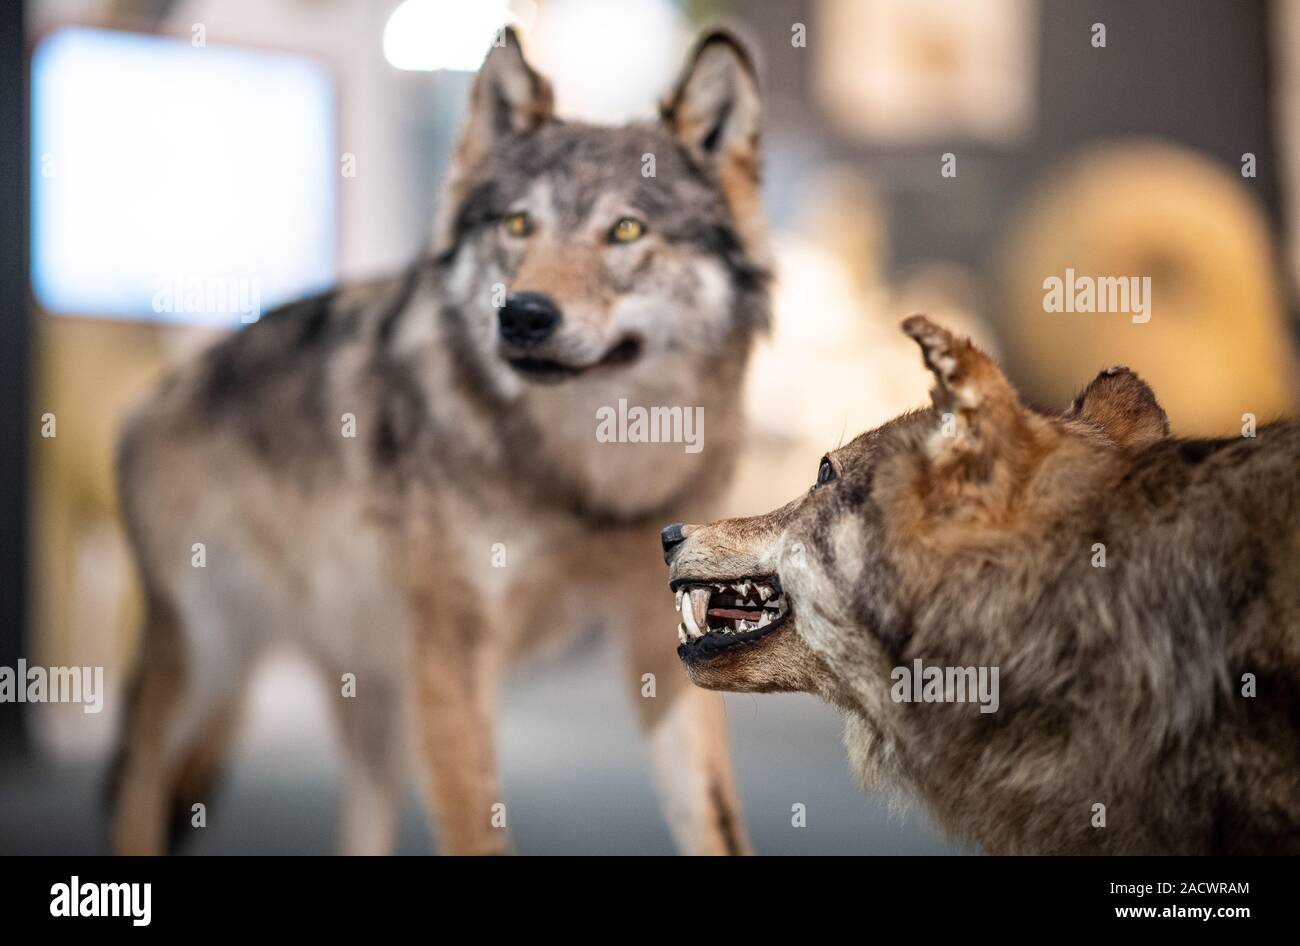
[682,600,703,639]
[677,623,689,645]
[689,588,710,631]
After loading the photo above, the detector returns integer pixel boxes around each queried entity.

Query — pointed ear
[662,31,762,179]
[1065,366,1169,447]
[901,315,1032,477]
[433,27,552,255]
[460,27,552,160]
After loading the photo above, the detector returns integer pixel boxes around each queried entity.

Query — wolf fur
[666,316,1300,854]
[110,29,770,855]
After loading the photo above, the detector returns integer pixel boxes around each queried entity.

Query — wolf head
[433,28,769,392]
[427,28,770,518]
[664,315,1171,722]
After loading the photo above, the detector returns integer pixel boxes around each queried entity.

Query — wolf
[664,316,1300,854]
[110,28,770,855]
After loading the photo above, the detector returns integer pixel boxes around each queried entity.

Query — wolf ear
[1064,367,1169,447]
[452,26,548,171]
[662,31,761,178]
[902,315,1026,461]
[460,27,552,155]
[899,316,1046,510]
[433,27,552,255]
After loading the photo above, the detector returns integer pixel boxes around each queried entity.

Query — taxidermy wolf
[665,316,1300,854]
[112,28,769,855]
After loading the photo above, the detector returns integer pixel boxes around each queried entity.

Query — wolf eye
[815,457,836,487]
[504,212,532,238]
[609,217,646,244]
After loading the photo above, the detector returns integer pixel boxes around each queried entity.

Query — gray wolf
[664,316,1300,854]
[111,28,770,855]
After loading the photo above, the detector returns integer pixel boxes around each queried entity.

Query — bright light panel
[382,0,515,72]
[31,27,337,323]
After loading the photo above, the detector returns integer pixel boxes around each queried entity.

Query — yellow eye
[610,217,645,243]
[504,212,532,238]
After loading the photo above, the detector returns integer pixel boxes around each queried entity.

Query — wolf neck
[515,378,745,523]
[389,296,748,525]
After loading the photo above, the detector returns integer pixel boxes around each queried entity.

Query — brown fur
[111,29,768,855]
[668,317,1300,854]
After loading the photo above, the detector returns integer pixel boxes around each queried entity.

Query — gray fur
[111,28,769,856]
[669,319,1300,854]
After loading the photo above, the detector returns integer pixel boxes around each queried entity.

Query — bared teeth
[689,587,710,630]
[675,579,789,644]
[681,597,703,639]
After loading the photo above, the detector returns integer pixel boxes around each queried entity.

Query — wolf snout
[499,292,561,347]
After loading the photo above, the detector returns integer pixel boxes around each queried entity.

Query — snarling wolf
[111,28,770,855]
[665,317,1300,854]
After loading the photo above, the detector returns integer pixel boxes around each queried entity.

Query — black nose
[499,292,560,347]
[661,522,687,564]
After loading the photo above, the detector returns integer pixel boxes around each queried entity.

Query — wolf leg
[622,600,751,855]
[109,597,185,855]
[411,656,505,855]
[407,583,507,855]
[110,595,245,855]
[331,672,405,856]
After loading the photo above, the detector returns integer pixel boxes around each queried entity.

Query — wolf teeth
[681,598,703,639]
[674,578,788,644]
[689,588,710,631]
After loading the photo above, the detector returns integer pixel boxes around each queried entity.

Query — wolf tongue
[709,608,763,622]
[689,588,711,629]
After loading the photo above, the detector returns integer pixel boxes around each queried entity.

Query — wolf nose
[500,292,560,347]
[661,522,688,564]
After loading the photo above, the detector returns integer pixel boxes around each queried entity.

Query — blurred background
[2,0,1298,854]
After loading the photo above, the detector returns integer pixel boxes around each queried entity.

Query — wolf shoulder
[119,263,442,463]
[1107,420,1300,518]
